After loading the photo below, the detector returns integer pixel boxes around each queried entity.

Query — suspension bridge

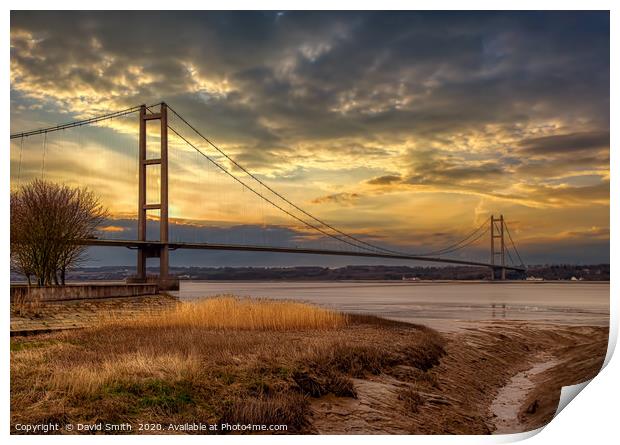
[10,102,526,289]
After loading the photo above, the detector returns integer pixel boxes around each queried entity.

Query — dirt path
[490,353,559,434]
[10,294,177,335]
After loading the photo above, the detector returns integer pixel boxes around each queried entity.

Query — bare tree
[10,180,108,286]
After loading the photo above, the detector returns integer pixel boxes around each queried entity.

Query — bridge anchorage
[11,101,527,290]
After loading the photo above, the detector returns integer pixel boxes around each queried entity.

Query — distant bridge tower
[130,103,177,290]
[490,214,506,280]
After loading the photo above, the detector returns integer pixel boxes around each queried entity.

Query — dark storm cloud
[366,174,402,185]
[100,218,327,247]
[11,11,609,148]
[95,216,400,261]
[517,131,610,155]
[514,153,609,179]
[10,10,610,215]
[402,149,507,189]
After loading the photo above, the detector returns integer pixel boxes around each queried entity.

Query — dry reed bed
[100,296,349,331]
[11,296,444,434]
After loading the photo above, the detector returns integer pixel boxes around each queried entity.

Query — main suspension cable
[10,104,151,139]
[167,105,502,259]
[166,122,383,254]
[416,218,489,256]
[504,223,525,267]
[165,104,418,256]
[432,225,490,256]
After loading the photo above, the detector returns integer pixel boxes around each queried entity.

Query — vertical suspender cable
[17,136,24,186]
[41,132,47,179]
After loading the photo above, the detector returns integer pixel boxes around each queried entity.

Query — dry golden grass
[101,296,348,331]
[48,352,202,397]
[11,297,444,434]
[11,292,43,317]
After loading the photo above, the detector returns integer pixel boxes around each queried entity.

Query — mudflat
[309,321,606,434]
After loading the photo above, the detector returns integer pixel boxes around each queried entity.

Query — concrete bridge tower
[490,214,506,280]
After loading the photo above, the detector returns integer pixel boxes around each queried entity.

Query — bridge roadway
[79,238,526,272]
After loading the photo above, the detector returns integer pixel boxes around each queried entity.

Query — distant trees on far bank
[10,180,108,286]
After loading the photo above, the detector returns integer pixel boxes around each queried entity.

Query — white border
[2,3,617,444]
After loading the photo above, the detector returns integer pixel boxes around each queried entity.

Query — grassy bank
[11,296,445,434]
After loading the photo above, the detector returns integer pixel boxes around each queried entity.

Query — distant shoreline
[9,279,611,285]
[11,264,609,282]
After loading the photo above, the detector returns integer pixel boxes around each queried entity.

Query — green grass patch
[102,379,194,414]
[10,339,60,352]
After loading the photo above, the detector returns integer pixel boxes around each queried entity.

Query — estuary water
[173,281,610,331]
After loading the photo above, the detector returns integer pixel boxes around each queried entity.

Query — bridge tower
[132,102,177,290]
[490,214,506,280]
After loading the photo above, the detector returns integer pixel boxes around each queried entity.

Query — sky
[9,11,610,267]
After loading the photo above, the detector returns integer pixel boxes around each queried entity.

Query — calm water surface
[173,281,609,331]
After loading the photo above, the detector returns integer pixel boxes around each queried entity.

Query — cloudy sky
[10,11,609,266]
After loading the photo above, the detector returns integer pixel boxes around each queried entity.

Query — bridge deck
[79,239,526,272]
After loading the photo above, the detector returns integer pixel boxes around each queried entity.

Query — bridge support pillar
[137,249,147,280]
[132,103,178,291]
[136,104,148,282]
[490,214,507,281]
